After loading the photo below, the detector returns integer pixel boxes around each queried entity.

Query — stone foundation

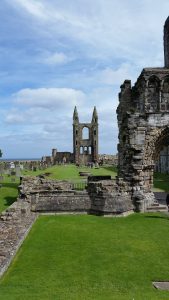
[19,176,134,215]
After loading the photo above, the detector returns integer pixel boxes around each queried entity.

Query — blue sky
[0,0,168,158]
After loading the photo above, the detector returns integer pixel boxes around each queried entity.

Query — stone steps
[147,203,168,212]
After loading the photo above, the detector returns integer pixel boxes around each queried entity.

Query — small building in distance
[98,154,118,166]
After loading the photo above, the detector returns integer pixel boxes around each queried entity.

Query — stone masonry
[117,17,169,211]
[18,176,133,216]
[0,199,37,278]
[73,106,99,165]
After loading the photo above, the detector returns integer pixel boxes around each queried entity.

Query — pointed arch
[146,76,160,112]
[82,127,89,140]
[161,76,169,111]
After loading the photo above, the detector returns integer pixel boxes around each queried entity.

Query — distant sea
[0,158,41,161]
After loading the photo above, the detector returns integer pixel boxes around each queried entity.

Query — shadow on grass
[1,182,19,189]
[4,196,17,207]
[144,215,169,220]
[101,166,118,173]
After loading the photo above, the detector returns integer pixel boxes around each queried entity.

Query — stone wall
[19,176,133,216]
[116,18,169,211]
[117,69,169,211]
[0,199,37,278]
[98,154,118,166]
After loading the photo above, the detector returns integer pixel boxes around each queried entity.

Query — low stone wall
[19,176,134,216]
[31,190,91,212]
[0,199,37,278]
[88,179,133,215]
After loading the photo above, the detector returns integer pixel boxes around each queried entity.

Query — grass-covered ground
[0,165,168,213]
[0,214,169,300]
[23,164,117,180]
[0,176,19,213]
[0,165,117,213]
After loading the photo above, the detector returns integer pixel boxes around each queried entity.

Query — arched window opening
[80,146,83,154]
[154,132,169,174]
[135,79,146,112]
[161,77,169,111]
[88,147,92,154]
[155,145,169,173]
[84,146,88,154]
[82,127,89,140]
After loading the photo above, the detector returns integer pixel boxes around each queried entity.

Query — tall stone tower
[164,17,169,67]
[73,106,98,165]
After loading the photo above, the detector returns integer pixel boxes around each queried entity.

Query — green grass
[23,164,117,181]
[0,214,169,299]
[23,164,169,191]
[0,164,168,213]
[153,172,169,192]
[0,176,19,213]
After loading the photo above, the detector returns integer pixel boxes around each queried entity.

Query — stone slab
[153,281,169,290]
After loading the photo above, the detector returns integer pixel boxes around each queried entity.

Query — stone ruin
[18,176,132,215]
[16,17,169,215]
[73,106,99,165]
[42,107,99,166]
[117,17,169,211]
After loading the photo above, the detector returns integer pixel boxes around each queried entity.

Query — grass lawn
[22,164,117,180]
[0,164,168,213]
[0,214,169,299]
[23,164,169,191]
[0,176,19,213]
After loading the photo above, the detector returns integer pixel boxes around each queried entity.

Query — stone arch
[134,78,146,112]
[161,76,169,111]
[141,126,169,192]
[146,75,160,112]
[144,127,169,162]
[153,127,169,160]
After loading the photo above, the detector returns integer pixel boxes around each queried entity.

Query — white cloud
[43,52,71,65]
[5,113,25,124]
[13,88,86,109]
[99,63,137,86]
[2,1,169,157]
[9,0,166,65]
[12,0,47,20]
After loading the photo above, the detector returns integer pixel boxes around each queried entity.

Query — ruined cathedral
[73,106,98,165]
[44,107,99,165]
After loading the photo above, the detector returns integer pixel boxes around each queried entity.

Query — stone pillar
[164,17,169,68]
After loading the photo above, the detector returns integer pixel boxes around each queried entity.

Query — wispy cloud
[13,88,86,109]
[1,0,169,157]
[42,52,72,65]
[11,0,47,20]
